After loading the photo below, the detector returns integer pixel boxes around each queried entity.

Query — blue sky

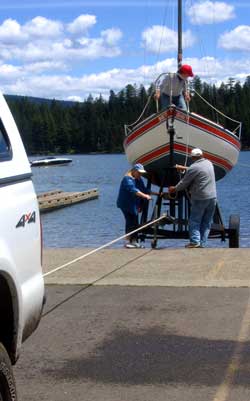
[0,1,249,100]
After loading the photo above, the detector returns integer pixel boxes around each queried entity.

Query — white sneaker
[185,242,200,248]
[132,241,141,248]
[125,242,142,249]
[125,243,137,248]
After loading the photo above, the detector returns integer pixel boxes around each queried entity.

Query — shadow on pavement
[42,326,250,386]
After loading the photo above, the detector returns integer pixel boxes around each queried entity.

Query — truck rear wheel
[0,343,17,401]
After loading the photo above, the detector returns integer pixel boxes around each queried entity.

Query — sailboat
[124,0,242,187]
[123,0,241,247]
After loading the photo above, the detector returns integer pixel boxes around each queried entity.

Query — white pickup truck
[0,92,44,400]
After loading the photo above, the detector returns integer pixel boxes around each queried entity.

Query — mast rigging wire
[193,89,242,136]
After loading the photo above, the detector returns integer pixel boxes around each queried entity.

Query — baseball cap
[132,163,147,173]
[191,148,203,157]
[179,64,194,77]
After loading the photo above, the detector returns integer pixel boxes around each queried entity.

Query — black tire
[228,214,240,248]
[151,239,157,249]
[151,205,158,249]
[0,343,17,401]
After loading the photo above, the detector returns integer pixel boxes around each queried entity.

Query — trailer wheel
[0,343,17,401]
[228,214,240,248]
[151,239,157,249]
[151,205,159,249]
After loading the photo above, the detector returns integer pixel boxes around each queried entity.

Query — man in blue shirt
[117,163,151,248]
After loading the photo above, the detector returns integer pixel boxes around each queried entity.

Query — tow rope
[43,213,168,278]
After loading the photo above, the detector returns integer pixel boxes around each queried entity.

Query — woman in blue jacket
[117,163,152,248]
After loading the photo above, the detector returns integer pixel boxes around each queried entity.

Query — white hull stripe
[131,142,232,172]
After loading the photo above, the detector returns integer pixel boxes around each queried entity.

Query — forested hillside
[5,75,250,155]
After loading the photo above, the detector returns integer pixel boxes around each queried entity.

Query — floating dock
[38,188,99,213]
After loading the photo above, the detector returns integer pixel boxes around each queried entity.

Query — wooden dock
[37,188,99,213]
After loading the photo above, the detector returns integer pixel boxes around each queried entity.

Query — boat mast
[177,0,182,69]
[167,0,182,187]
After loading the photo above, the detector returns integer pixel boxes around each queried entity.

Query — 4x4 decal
[16,212,36,228]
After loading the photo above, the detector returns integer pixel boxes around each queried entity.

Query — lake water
[31,152,250,249]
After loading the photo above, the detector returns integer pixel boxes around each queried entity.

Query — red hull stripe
[124,111,240,150]
[187,115,240,149]
[124,115,160,147]
[136,143,232,171]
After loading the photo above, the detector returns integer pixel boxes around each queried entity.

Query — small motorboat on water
[30,156,72,167]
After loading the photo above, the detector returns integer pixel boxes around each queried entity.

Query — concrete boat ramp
[43,247,250,287]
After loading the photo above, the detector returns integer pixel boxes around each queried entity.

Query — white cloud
[186,1,235,25]
[0,14,123,65]
[23,16,63,38]
[0,16,63,44]
[76,36,122,59]
[1,56,250,101]
[101,28,123,46]
[24,61,68,73]
[75,28,122,60]
[67,95,82,102]
[218,25,250,51]
[0,19,26,43]
[0,37,121,63]
[0,12,248,102]
[0,60,68,84]
[67,14,96,34]
[0,63,22,81]
[142,25,195,53]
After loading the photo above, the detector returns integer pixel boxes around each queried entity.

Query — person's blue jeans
[189,198,217,247]
[161,93,187,111]
[121,209,139,242]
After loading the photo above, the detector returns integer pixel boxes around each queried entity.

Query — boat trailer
[137,108,240,249]
[138,188,240,248]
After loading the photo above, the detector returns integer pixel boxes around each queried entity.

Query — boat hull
[124,108,241,186]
